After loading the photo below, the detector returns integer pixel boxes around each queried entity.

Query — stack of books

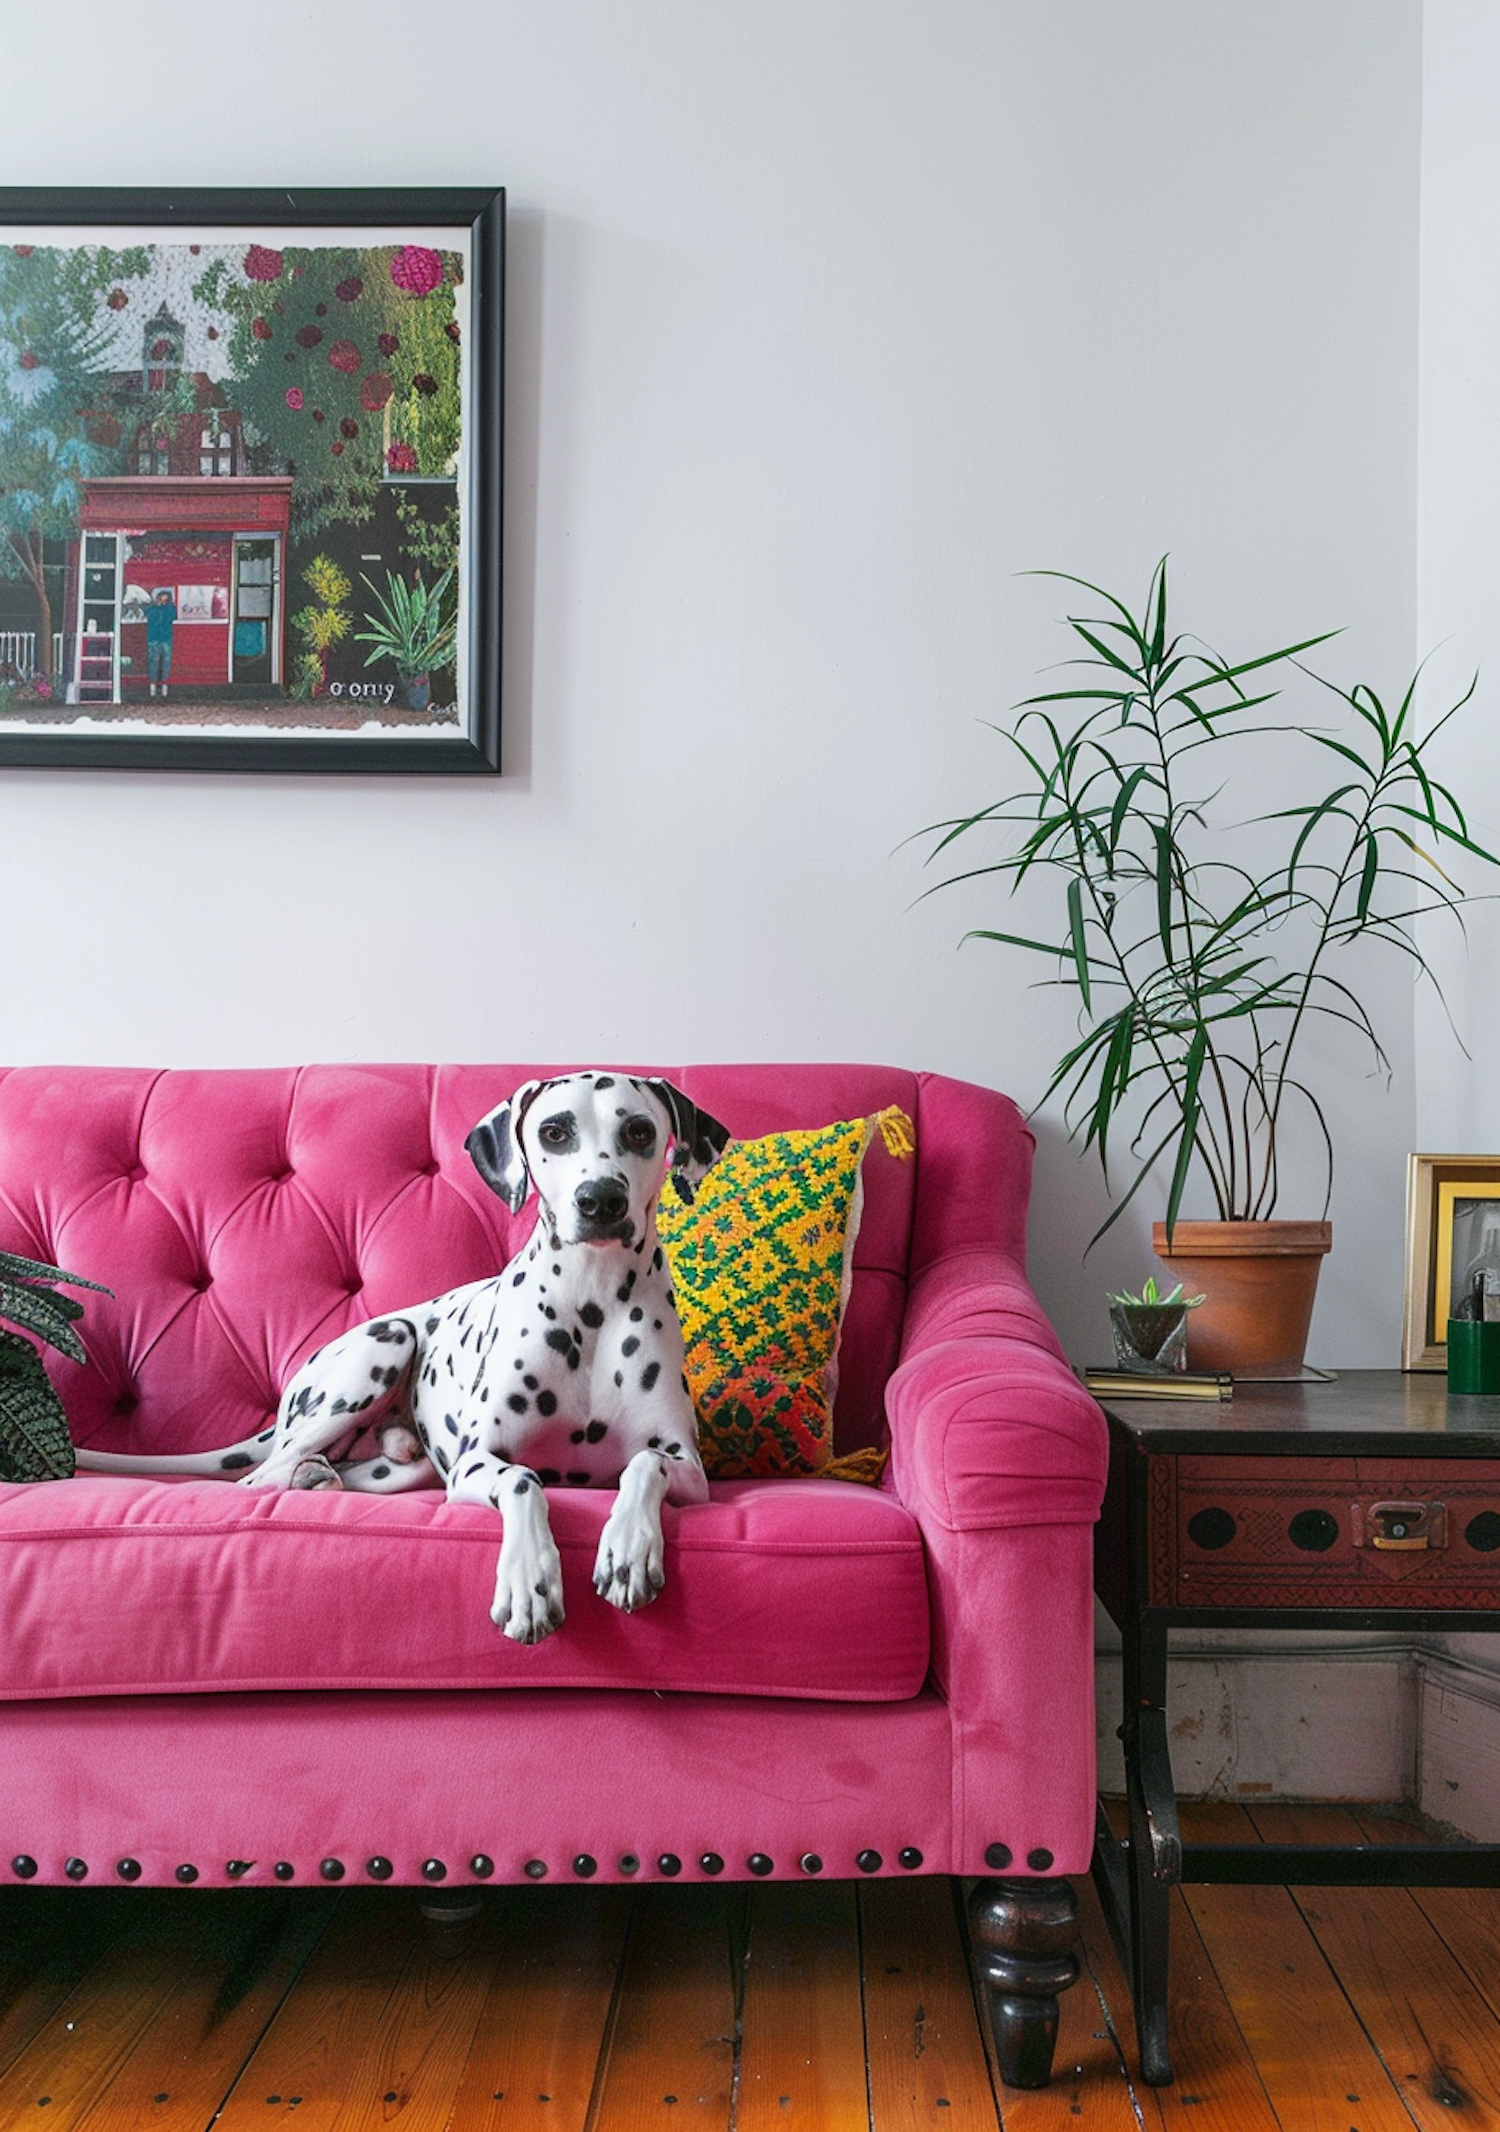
[1080,1367,1233,1402]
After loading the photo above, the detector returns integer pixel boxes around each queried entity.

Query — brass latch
[1351,1500,1447,1551]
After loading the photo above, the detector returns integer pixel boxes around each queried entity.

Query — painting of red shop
[65,475,292,705]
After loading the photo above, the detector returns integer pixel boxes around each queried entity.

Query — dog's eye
[536,1118,575,1152]
[621,1117,657,1154]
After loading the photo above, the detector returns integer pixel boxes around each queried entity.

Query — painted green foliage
[192,240,464,535]
[0,243,151,677]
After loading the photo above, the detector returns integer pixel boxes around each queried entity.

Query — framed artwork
[1402,1153,1500,1368]
[0,186,503,773]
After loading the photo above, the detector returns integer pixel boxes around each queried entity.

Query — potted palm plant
[920,563,1498,1378]
[0,1249,112,1481]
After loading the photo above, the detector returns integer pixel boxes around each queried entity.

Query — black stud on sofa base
[965,1876,1081,2090]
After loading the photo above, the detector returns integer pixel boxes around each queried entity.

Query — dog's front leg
[594,1444,704,1612]
[448,1457,565,1644]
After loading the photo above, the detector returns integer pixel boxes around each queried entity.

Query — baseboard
[1097,1636,1500,1837]
[1095,1640,1418,1805]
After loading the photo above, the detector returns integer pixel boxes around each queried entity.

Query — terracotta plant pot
[1150,1220,1332,1380]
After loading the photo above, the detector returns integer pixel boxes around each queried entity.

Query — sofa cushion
[0,1474,930,1702]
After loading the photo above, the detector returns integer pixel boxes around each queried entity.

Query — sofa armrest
[886,1246,1107,1532]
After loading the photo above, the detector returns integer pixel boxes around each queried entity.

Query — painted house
[68,476,291,704]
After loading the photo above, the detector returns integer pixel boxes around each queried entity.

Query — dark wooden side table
[1092,1370,1500,2086]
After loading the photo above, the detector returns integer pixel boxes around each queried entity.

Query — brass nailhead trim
[800,1853,823,1875]
[65,1858,89,1881]
[748,1854,774,1877]
[11,1856,37,1879]
[116,1859,142,1882]
[469,1854,494,1878]
[1027,1847,1055,1873]
[898,1847,923,1870]
[855,1850,882,1874]
[699,1853,724,1875]
[984,1843,1013,1871]
[573,1854,597,1878]
[657,1854,682,1877]
[320,1859,345,1882]
[524,1859,547,1880]
[274,1862,295,1881]
[421,1859,448,1882]
[175,1863,199,1884]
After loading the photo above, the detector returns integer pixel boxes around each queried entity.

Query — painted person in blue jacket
[147,587,176,699]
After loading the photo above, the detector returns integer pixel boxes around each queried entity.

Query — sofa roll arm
[886,1247,1108,1533]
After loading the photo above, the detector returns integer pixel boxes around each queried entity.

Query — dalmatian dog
[76,1073,731,1645]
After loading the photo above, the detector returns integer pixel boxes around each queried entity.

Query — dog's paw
[593,1509,666,1614]
[491,1540,565,1645]
[290,1455,344,1491]
[378,1422,424,1464]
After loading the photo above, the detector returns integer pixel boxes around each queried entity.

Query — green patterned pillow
[656,1108,913,1478]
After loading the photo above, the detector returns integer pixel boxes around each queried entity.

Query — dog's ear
[641,1078,732,1206]
[465,1079,545,1213]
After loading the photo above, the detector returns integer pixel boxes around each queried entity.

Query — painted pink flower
[285,387,304,410]
[106,287,128,310]
[359,373,392,412]
[312,409,325,424]
[295,324,323,349]
[11,244,33,257]
[252,317,273,341]
[336,276,363,303]
[243,244,283,282]
[386,442,418,473]
[389,245,443,297]
[377,332,398,356]
[331,441,344,457]
[328,339,360,374]
[18,350,38,370]
[444,320,461,344]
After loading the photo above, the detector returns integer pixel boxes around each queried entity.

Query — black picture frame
[0,186,503,773]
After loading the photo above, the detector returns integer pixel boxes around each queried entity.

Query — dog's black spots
[535,1579,551,1596]
[552,1263,562,1276]
[642,1363,662,1392]
[536,1390,558,1417]
[629,1306,644,1323]
[545,1328,572,1356]
[566,1471,591,1485]
[512,1271,526,1288]
[614,1371,624,1389]
[654,1319,663,1332]
[577,1301,605,1330]
[257,1428,276,1442]
[512,1477,531,1495]
[431,1445,449,1473]
[542,1305,557,1322]
[622,1336,640,1358]
[446,1356,455,1375]
[523,1374,539,1390]
[595,1076,615,1089]
[309,1390,326,1411]
[481,1387,491,1403]
[220,1452,253,1471]
[331,1398,348,1415]
[571,1428,587,1444]
[507,1394,529,1415]
[652,1248,664,1272]
[664,1289,675,1308]
[370,1367,387,1383]
[664,1439,681,1455]
[445,1414,459,1434]
[426,1314,441,1331]
[371,1463,391,1480]
[567,1349,581,1371]
[586,1419,608,1443]
[353,1395,375,1412]
[648,1435,662,1449]
[538,1468,561,1485]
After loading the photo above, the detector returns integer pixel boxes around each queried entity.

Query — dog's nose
[575,1178,629,1226]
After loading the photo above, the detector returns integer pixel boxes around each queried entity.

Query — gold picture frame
[1403,1153,1500,1369]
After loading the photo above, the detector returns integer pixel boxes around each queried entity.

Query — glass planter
[1109,1300,1190,1375]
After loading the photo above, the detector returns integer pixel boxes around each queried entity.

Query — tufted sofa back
[0,1062,1034,1458]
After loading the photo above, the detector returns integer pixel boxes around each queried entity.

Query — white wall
[0,0,1424,1365]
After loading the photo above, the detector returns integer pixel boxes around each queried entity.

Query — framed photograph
[0,186,503,773]
[1403,1153,1500,1368]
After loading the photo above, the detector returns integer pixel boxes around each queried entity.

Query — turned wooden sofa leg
[418,1892,485,1957]
[966,1876,1081,2090]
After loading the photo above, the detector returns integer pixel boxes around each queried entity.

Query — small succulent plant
[0,1249,113,1482]
[1106,1276,1205,1310]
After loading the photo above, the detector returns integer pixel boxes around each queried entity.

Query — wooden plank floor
[3,1805,1500,2127]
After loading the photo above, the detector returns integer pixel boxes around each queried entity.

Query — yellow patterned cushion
[657,1108,914,1479]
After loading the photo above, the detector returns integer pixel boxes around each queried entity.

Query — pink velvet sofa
[0,1061,1106,2087]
